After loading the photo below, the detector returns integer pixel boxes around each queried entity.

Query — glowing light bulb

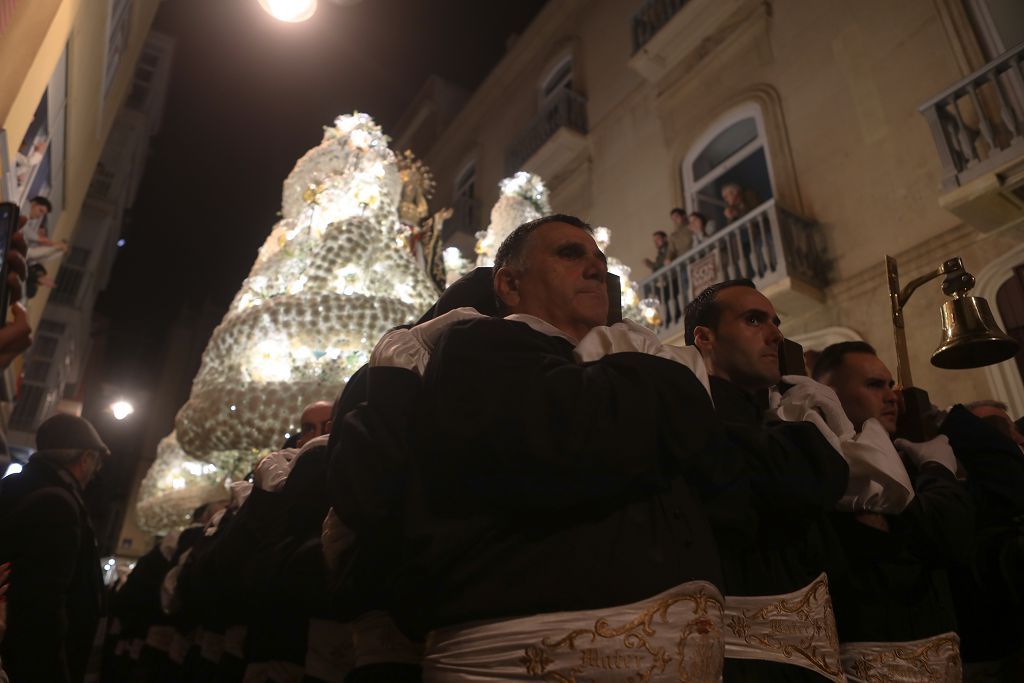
[111,400,134,420]
[257,0,317,23]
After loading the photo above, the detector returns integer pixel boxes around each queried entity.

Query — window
[449,161,478,235]
[682,104,775,229]
[540,56,573,104]
[996,263,1024,389]
[104,0,135,98]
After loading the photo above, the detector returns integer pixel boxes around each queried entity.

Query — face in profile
[825,353,899,433]
[496,221,608,341]
[694,286,782,392]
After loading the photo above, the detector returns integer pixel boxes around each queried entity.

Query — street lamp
[110,400,135,421]
[257,0,318,22]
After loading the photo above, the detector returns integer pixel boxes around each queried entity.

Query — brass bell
[932,295,1020,369]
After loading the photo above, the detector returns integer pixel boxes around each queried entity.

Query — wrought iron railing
[505,89,588,175]
[632,0,689,54]
[919,41,1024,190]
[637,199,829,339]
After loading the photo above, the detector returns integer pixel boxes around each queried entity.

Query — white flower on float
[349,128,372,150]
[171,477,186,490]
[593,226,611,251]
[332,264,363,295]
[287,275,308,295]
[248,338,293,382]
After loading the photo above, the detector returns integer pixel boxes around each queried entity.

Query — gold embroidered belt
[839,632,961,682]
[723,573,846,682]
[422,580,725,682]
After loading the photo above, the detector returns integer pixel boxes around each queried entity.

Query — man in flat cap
[0,413,110,683]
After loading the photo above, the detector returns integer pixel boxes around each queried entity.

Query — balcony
[919,42,1024,232]
[632,0,689,54]
[628,0,764,84]
[637,199,828,342]
[505,89,588,178]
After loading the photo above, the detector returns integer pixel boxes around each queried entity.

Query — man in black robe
[684,280,850,682]
[813,341,973,679]
[332,214,751,681]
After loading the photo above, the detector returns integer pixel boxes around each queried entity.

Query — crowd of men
[1,214,1023,682]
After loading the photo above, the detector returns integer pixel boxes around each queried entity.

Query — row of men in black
[94,213,1020,681]
[325,214,1013,681]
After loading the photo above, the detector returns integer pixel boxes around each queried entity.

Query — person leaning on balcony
[721,182,759,224]
[643,230,675,272]
[685,280,852,683]
[812,342,973,681]
[667,206,692,256]
[336,215,758,681]
[688,211,715,246]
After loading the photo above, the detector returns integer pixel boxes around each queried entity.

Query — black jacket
[337,317,748,638]
[0,458,104,683]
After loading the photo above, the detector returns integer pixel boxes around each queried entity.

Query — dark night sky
[93,0,547,394]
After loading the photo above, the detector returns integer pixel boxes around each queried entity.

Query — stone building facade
[395,0,1024,415]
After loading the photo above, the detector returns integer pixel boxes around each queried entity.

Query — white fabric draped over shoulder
[370,307,487,375]
[772,375,915,514]
[574,319,712,399]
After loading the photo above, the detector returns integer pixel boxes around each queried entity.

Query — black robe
[344,317,750,638]
[709,376,849,683]
[826,449,973,643]
[941,405,1024,665]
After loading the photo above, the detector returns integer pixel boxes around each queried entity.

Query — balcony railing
[505,89,587,175]
[637,199,828,339]
[632,0,689,54]
[919,41,1024,191]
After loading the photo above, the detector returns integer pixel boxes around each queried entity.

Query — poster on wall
[687,247,721,299]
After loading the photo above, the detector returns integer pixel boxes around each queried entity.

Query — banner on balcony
[688,247,722,299]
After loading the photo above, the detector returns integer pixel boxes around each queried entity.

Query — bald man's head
[297,401,333,447]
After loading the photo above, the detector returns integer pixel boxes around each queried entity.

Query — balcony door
[682,104,775,230]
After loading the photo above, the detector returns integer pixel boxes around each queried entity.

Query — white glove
[575,320,711,397]
[838,418,915,514]
[321,508,357,573]
[370,307,485,374]
[772,375,856,445]
[229,480,253,509]
[893,434,957,474]
[254,450,295,492]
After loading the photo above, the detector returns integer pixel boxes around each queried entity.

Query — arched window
[682,104,775,229]
[540,56,573,105]
[996,263,1024,388]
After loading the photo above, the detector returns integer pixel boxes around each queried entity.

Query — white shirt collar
[503,314,578,345]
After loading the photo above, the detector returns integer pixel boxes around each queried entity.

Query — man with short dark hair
[643,230,673,272]
[335,214,746,681]
[20,195,68,266]
[0,414,110,683]
[813,341,972,680]
[685,280,851,682]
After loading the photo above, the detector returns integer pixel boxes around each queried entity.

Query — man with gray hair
[0,413,110,683]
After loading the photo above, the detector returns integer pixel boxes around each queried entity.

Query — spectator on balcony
[642,231,674,272]
[667,207,692,257]
[721,183,759,224]
[19,197,68,267]
[687,211,716,246]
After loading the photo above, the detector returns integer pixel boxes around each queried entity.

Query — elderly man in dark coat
[0,414,110,683]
